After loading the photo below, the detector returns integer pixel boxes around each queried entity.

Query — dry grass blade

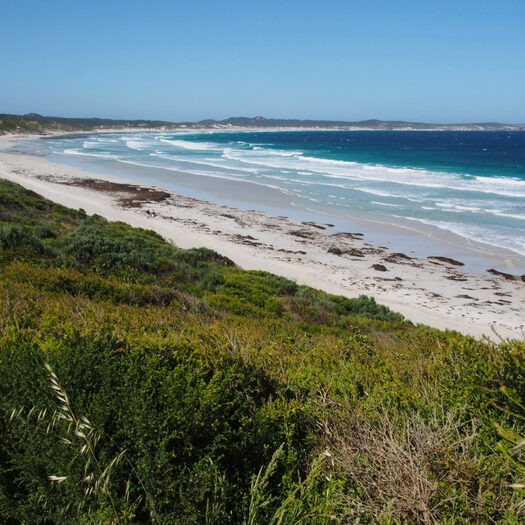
[43,362,121,521]
[48,475,68,483]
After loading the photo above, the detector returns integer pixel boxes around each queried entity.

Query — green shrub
[0,339,309,524]
[344,294,405,322]
[64,224,170,273]
[33,224,56,239]
[174,247,235,267]
[0,224,48,254]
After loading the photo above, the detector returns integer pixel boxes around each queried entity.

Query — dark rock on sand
[383,252,414,264]
[445,275,468,281]
[289,230,313,239]
[428,256,464,266]
[301,221,326,230]
[391,252,413,260]
[327,246,364,257]
[330,232,364,240]
[487,268,525,282]
[231,234,261,247]
[371,264,388,272]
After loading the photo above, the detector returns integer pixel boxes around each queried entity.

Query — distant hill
[0,114,85,134]
[0,113,192,135]
[1,112,524,135]
[198,115,525,130]
[21,113,194,129]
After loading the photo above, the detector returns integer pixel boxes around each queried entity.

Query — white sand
[1,133,524,340]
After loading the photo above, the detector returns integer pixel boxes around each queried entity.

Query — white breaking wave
[125,139,152,151]
[403,217,525,257]
[371,201,402,207]
[221,147,525,198]
[492,211,525,221]
[149,152,257,174]
[62,148,120,160]
[158,138,220,151]
[435,202,484,213]
[82,141,102,148]
[354,187,422,202]
[354,187,402,198]
[434,200,525,221]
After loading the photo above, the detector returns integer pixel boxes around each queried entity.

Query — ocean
[21,129,525,272]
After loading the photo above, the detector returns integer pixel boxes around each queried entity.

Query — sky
[2,0,525,123]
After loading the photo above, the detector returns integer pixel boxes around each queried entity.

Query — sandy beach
[1,133,524,340]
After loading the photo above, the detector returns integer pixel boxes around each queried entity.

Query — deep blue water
[177,130,525,179]
[23,130,525,259]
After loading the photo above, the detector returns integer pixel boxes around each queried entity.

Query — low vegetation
[0,114,189,135]
[0,114,84,135]
[0,179,523,523]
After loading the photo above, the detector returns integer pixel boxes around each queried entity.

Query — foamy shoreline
[1,133,524,340]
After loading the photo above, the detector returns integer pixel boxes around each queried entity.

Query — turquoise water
[23,130,525,264]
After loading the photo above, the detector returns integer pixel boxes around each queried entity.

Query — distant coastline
[1,112,525,136]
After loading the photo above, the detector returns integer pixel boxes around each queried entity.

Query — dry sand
[1,133,524,340]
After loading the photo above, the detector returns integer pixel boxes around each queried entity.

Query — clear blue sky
[2,0,524,123]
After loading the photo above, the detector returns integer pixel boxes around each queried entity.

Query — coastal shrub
[288,287,337,324]
[0,337,310,524]
[204,269,298,316]
[0,179,85,232]
[0,223,48,255]
[1,179,524,523]
[173,246,235,267]
[344,294,405,322]
[287,290,404,324]
[326,408,500,523]
[64,224,172,273]
[30,265,189,307]
[33,224,56,239]
[0,191,22,214]
[496,423,525,516]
